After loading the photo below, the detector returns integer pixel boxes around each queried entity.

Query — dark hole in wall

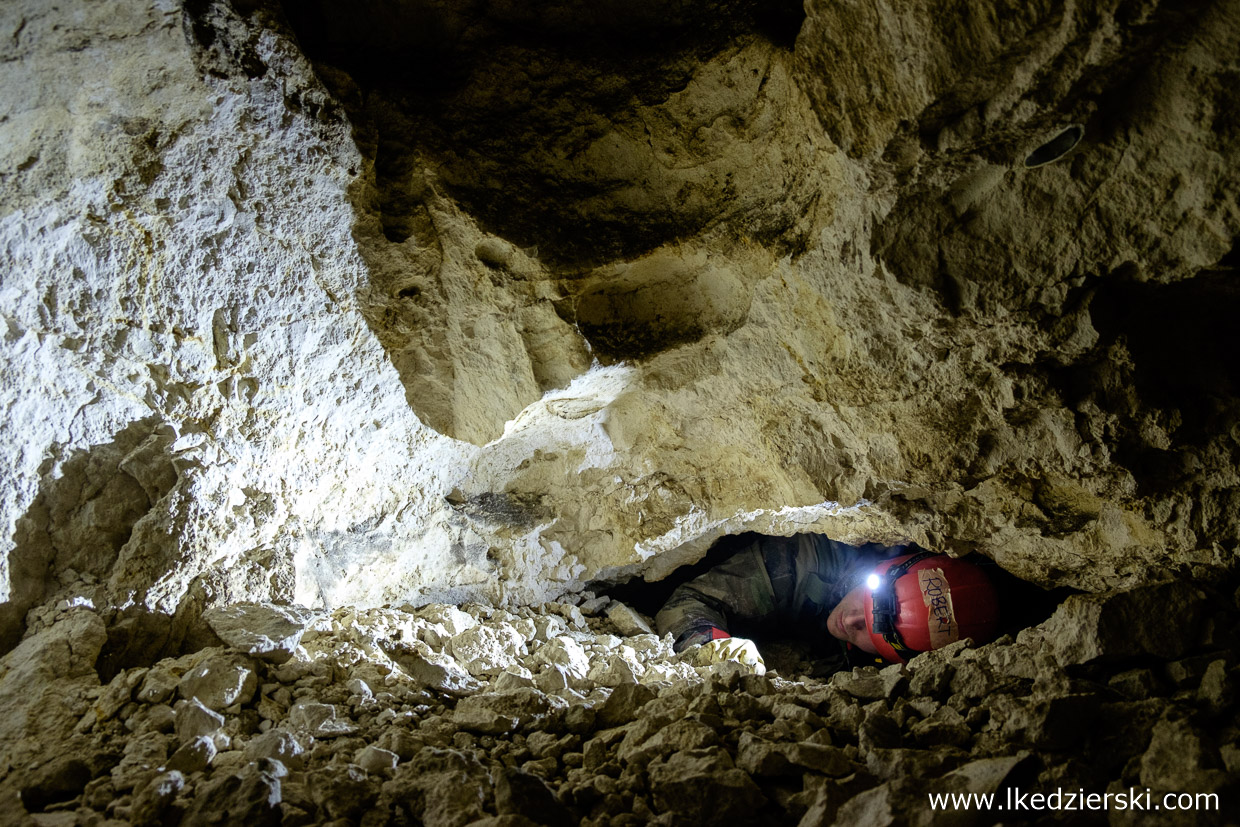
[1090,267,1240,433]
[1050,262,1240,500]
[603,532,766,620]
[1024,124,1084,168]
[751,0,807,50]
[281,0,807,88]
[279,1,469,91]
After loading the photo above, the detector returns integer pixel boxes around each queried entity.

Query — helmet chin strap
[869,550,939,654]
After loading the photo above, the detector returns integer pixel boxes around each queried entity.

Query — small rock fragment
[288,701,356,737]
[356,745,399,774]
[495,767,575,827]
[605,602,654,636]
[174,698,226,743]
[178,653,258,711]
[129,770,185,827]
[179,763,283,826]
[245,728,309,770]
[137,666,181,705]
[534,636,591,683]
[597,682,656,728]
[203,603,310,665]
[166,735,217,774]
[648,747,766,823]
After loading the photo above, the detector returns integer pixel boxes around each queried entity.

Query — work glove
[693,636,766,675]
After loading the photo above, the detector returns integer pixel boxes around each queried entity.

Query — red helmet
[862,552,999,663]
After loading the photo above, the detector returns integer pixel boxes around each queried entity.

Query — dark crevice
[1050,264,1240,500]
[601,532,767,620]
[279,0,808,270]
[1,418,177,656]
[1090,269,1240,416]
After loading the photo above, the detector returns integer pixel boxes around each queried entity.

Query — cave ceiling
[0,0,1237,643]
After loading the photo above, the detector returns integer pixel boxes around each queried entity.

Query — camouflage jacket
[654,534,910,653]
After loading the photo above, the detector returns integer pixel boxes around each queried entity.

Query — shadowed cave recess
[1,0,1239,824]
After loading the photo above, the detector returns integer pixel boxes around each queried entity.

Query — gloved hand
[693,636,766,675]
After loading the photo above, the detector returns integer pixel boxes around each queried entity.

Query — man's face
[826,583,879,653]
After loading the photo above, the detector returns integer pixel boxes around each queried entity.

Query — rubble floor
[8,585,1240,827]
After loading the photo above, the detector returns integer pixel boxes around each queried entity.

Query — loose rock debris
[8,584,1239,826]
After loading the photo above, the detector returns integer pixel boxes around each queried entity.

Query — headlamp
[867,550,937,652]
[869,572,898,635]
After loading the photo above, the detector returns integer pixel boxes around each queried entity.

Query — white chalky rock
[587,653,642,687]
[174,699,225,744]
[535,665,571,693]
[177,655,257,711]
[628,635,669,655]
[580,595,611,614]
[607,602,655,636]
[641,661,697,685]
[449,623,526,676]
[245,729,308,770]
[509,618,538,642]
[391,641,480,695]
[560,605,588,630]
[585,635,618,652]
[534,636,590,681]
[417,606,477,637]
[288,701,356,737]
[346,678,373,701]
[532,615,568,643]
[493,666,536,691]
[592,644,649,687]
[356,745,399,774]
[413,621,449,650]
[203,603,311,665]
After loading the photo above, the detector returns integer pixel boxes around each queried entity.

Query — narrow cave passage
[600,531,1067,680]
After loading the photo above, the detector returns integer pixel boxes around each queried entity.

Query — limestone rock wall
[2,0,1238,653]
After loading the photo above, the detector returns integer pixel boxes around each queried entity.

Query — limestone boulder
[177,652,258,711]
[203,603,311,665]
[647,747,767,825]
[1043,583,1207,666]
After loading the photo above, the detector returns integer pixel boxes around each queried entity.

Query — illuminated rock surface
[1,0,1238,822]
